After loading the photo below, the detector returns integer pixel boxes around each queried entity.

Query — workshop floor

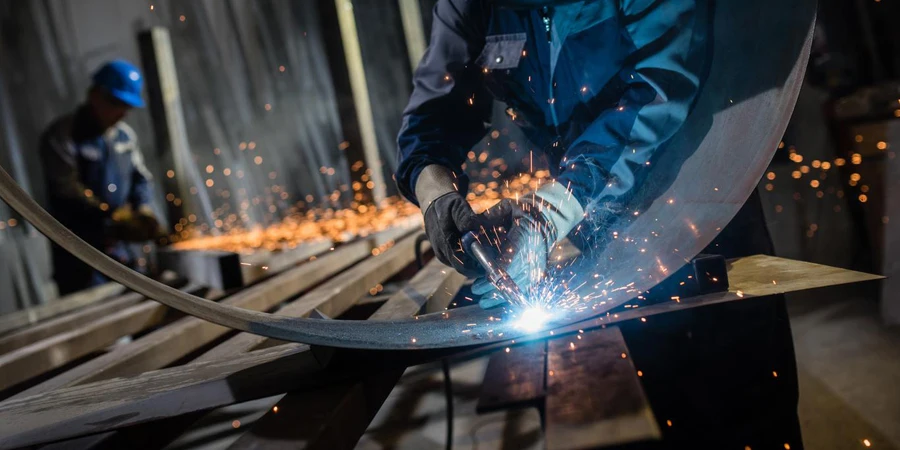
[788,283,900,450]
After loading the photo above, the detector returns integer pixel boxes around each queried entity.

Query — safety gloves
[472,182,585,308]
[109,205,165,242]
[416,165,585,309]
[417,165,505,277]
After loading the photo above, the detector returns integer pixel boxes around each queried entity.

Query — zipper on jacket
[540,6,552,43]
[539,6,560,128]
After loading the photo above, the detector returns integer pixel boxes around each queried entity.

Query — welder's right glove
[417,165,506,277]
[472,182,585,308]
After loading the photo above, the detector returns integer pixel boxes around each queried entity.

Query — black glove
[472,181,585,308]
[109,206,165,242]
[416,165,510,277]
[424,191,487,277]
[135,210,165,239]
[471,199,549,302]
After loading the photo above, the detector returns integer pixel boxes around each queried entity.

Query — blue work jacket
[397,0,707,221]
[40,107,153,268]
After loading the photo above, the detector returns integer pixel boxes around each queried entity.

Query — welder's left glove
[134,205,166,240]
[472,182,584,308]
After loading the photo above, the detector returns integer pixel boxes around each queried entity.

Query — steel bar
[0,293,145,356]
[446,255,884,366]
[0,283,205,393]
[194,232,424,362]
[0,274,180,356]
[0,283,126,336]
[0,343,316,449]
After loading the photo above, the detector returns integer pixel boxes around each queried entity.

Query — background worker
[397,0,802,448]
[40,59,163,295]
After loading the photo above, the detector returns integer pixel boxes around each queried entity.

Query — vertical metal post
[318,0,388,205]
[0,57,48,306]
[138,27,215,230]
[398,0,427,73]
[853,0,886,82]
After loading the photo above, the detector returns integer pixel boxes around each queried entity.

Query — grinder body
[461,231,528,307]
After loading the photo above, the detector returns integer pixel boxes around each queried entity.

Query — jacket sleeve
[40,132,111,221]
[395,0,492,205]
[557,0,706,211]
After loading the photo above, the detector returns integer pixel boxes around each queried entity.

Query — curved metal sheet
[0,0,815,350]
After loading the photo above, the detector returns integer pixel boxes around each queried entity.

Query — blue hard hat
[91,60,145,108]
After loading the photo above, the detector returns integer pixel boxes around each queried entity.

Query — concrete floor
[788,284,900,450]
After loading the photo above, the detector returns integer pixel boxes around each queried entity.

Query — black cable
[415,235,453,450]
[414,233,428,269]
[442,359,454,450]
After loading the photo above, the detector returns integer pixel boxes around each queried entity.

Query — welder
[40,60,163,296]
[397,0,803,447]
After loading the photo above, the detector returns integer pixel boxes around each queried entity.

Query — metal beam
[0,292,144,356]
[0,283,126,336]
[397,0,427,72]
[138,27,213,226]
[0,343,318,449]
[317,0,387,204]
[0,283,205,393]
[195,232,424,362]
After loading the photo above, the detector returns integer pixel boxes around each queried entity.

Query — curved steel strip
[0,0,815,350]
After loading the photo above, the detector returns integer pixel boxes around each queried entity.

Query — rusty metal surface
[545,327,660,449]
[0,1,816,350]
[477,340,547,414]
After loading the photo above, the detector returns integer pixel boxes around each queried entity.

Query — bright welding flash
[516,307,551,333]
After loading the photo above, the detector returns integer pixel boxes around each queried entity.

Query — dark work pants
[619,190,803,449]
[51,240,133,296]
[52,243,106,296]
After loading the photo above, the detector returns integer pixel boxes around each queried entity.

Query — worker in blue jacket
[398,0,706,290]
[40,60,162,295]
[398,1,803,447]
